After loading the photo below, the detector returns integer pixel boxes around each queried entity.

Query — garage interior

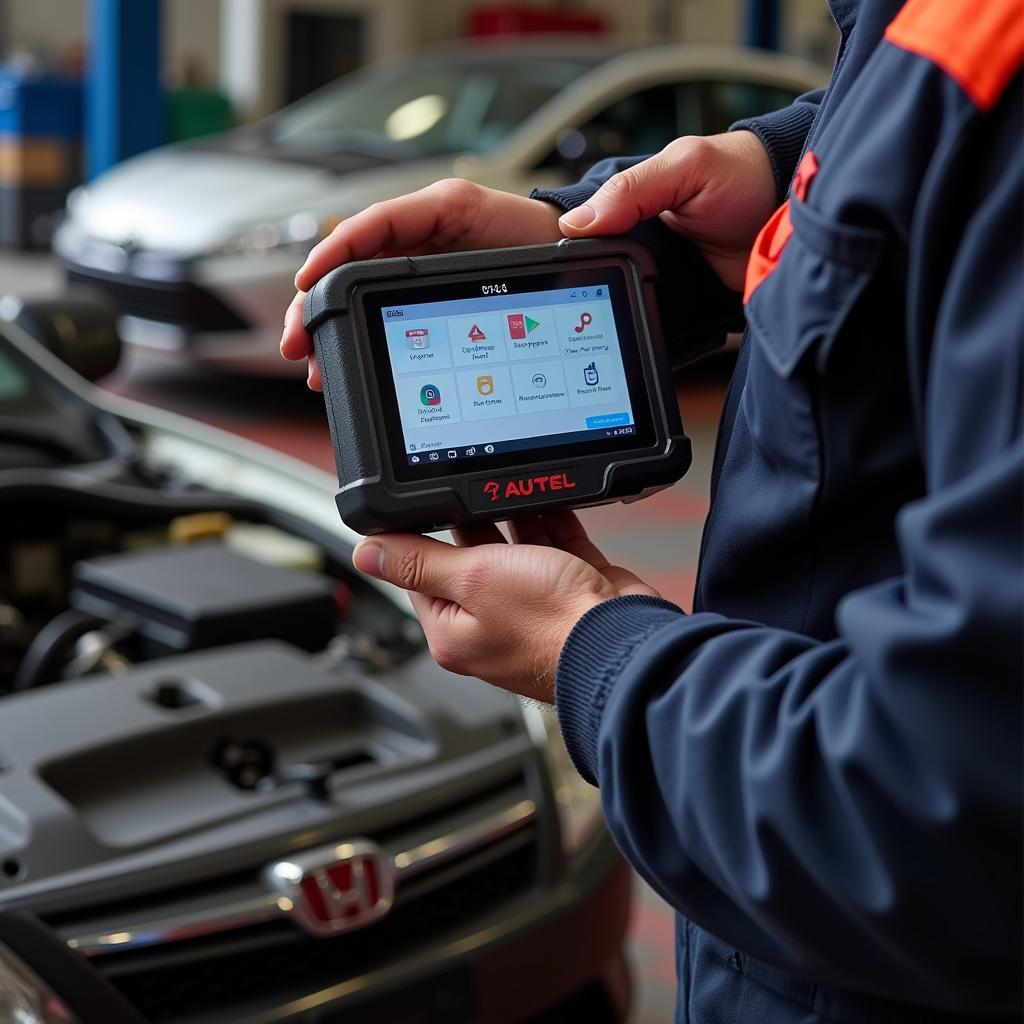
[0,2,837,1022]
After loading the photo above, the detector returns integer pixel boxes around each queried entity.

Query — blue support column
[86,0,163,179]
[746,0,782,50]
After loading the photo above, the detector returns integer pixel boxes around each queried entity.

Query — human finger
[557,137,711,236]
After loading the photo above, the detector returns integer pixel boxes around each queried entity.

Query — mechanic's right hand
[280,180,563,390]
[557,131,777,293]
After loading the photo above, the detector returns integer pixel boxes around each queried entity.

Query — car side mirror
[0,294,122,382]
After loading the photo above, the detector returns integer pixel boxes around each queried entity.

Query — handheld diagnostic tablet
[304,238,690,535]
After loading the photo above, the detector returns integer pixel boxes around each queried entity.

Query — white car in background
[54,39,822,375]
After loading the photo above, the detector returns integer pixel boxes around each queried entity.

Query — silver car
[54,40,822,375]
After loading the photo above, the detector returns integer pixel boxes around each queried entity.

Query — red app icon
[507,313,526,340]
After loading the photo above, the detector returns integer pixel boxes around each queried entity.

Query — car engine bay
[0,307,617,1024]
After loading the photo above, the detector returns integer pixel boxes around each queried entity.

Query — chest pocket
[740,190,888,483]
[699,156,923,636]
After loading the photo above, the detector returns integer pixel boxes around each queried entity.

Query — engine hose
[11,609,106,692]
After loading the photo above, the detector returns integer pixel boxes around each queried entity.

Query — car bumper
[53,220,303,375]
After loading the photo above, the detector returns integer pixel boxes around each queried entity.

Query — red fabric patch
[792,150,819,202]
[744,149,819,302]
[744,201,793,304]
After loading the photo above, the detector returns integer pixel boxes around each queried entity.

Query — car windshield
[270,57,592,157]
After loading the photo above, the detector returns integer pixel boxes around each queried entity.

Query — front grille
[66,267,248,333]
[100,840,536,1022]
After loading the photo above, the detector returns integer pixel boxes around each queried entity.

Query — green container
[168,88,233,142]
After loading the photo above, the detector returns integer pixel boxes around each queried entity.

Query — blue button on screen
[586,412,631,429]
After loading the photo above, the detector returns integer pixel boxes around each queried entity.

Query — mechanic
[281,0,1023,1019]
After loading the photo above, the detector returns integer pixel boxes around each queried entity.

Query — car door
[523,76,801,184]
[698,79,802,134]
[525,82,692,185]
[476,70,803,194]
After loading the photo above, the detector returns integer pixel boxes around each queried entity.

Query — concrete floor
[2,249,732,1022]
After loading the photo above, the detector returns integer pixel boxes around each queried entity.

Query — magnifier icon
[574,311,593,334]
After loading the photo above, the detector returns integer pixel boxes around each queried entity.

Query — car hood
[67,136,456,256]
[0,321,538,913]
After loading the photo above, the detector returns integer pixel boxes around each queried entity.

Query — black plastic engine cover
[70,541,335,655]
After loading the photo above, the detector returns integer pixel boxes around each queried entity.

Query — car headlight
[213,213,346,257]
[522,701,604,856]
[0,943,83,1024]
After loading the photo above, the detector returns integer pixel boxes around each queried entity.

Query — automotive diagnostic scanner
[304,238,691,535]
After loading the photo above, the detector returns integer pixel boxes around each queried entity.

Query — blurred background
[0,2,830,1020]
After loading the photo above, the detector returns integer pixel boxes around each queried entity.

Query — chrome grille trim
[63,797,536,958]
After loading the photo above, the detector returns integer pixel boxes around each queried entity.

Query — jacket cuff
[555,594,684,784]
[529,181,601,214]
[731,102,817,203]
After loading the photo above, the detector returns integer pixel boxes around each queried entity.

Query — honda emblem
[265,840,394,936]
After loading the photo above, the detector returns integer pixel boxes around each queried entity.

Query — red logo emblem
[265,840,394,937]
[482,472,577,502]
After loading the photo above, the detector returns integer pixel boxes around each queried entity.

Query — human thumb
[558,143,700,237]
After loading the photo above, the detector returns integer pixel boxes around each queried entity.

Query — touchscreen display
[374,276,640,469]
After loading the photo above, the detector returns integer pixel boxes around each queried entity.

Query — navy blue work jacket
[534,0,1023,1021]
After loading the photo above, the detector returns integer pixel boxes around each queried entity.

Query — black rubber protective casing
[304,238,691,535]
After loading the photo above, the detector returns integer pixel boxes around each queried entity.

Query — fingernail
[352,541,384,578]
[560,204,596,229]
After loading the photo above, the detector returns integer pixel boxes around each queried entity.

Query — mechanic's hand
[351,511,659,701]
[558,131,776,292]
[280,180,564,389]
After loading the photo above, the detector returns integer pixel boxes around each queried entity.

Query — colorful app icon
[476,375,495,396]
[405,328,430,350]
[467,323,486,342]
[574,312,593,334]
[507,313,540,340]
[583,362,599,386]
[420,383,441,406]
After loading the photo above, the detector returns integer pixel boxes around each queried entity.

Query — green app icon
[525,315,540,334]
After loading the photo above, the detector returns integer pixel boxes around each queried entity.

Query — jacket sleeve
[553,111,1023,1011]
[730,87,825,202]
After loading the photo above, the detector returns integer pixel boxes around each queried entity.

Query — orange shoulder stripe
[884,0,1024,111]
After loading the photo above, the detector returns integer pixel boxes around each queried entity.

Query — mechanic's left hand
[351,511,659,701]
